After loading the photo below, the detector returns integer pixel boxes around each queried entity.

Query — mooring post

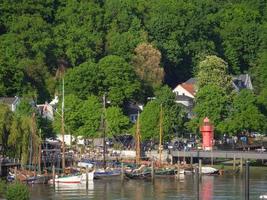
[86,165,89,189]
[245,160,250,200]
[233,155,236,170]
[176,160,180,180]
[196,165,200,200]
[151,161,155,182]
[14,166,17,181]
[52,164,55,185]
[121,162,124,181]
[199,159,202,177]
[240,158,243,173]
[190,154,193,166]
[0,160,2,177]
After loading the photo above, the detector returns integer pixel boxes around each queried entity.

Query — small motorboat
[124,171,151,179]
[49,174,82,184]
[195,166,219,175]
[94,169,121,179]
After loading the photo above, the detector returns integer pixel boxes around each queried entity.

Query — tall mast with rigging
[135,112,141,165]
[61,77,65,172]
[159,104,163,164]
[102,93,106,169]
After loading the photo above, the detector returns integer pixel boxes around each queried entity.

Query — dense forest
[0,0,267,158]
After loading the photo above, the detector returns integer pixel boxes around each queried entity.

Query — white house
[0,96,20,112]
[172,74,253,118]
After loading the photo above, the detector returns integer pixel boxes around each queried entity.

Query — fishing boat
[49,174,82,184]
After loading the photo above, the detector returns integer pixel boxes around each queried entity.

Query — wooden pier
[0,159,20,176]
[171,150,267,160]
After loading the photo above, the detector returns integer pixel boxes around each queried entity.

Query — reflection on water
[29,167,267,200]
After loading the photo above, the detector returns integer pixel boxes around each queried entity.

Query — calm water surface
[29,167,267,200]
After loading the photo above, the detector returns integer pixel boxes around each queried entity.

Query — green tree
[0,104,13,155]
[224,90,266,134]
[132,43,164,90]
[53,94,82,136]
[98,55,141,106]
[139,86,185,140]
[64,61,103,99]
[77,95,102,138]
[106,106,129,136]
[196,55,233,93]
[188,85,230,134]
[216,3,263,73]
[54,0,103,66]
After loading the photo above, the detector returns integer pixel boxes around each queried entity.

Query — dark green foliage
[0,179,7,197]
[0,0,266,139]
[64,62,103,99]
[139,86,185,140]
[223,90,267,134]
[6,182,29,200]
[98,55,141,106]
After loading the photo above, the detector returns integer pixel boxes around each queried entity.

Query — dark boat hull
[124,171,151,179]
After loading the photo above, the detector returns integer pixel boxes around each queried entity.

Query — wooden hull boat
[124,171,151,179]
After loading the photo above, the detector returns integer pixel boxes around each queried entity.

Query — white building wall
[172,85,195,98]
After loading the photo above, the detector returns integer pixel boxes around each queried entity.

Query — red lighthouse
[200,117,214,150]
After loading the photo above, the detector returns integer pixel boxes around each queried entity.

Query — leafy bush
[6,182,29,200]
[0,180,7,197]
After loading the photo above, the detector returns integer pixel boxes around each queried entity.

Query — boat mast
[61,77,65,172]
[135,112,141,165]
[159,104,163,164]
[102,93,106,169]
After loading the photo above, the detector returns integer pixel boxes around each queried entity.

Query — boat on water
[260,194,267,199]
[49,174,82,184]
[7,170,50,184]
[193,166,219,175]
[124,171,151,179]
[155,168,185,176]
[94,169,121,178]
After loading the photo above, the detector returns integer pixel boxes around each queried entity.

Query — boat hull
[49,175,82,184]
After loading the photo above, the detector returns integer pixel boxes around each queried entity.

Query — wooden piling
[199,159,202,176]
[52,164,55,185]
[190,154,193,166]
[176,161,180,180]
[86,166,89,189]
[245,160,250,200]
[14,166,17,181]
[121,163,124,181]
[0,161,2,177]
[240,158,243,173]
[233,155,236,170]
[151,161,154,182]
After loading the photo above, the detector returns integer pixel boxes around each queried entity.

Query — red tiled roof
[180,83,196,96]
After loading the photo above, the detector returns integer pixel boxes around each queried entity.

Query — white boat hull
[49,175,82,184]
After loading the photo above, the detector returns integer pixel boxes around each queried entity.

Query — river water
[29,167,267,200]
